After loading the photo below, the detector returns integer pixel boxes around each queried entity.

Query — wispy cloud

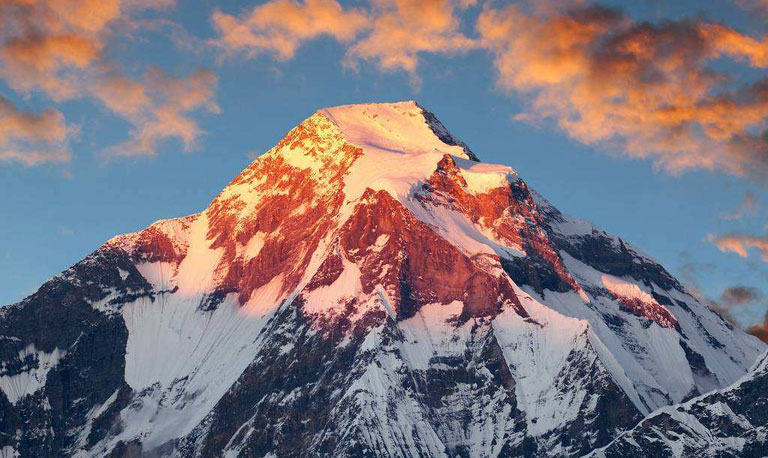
[720,286,768,343]
[211,0,477,84]
[677,256,767,336]
[721,192,759,220]
[0,0,218,163]
[345,0,478,81]
[211,0,369,60]
[477,4,768,178]
[678,258,730,316]
[0,96,73,165]
[210,1,768,179]
[709,232,768,260]
[100,67,220,158]
[731,0,768,14]
[720,286,763,306]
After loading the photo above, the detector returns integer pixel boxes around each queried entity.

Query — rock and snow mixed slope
[0,101,764,458]
[588,350,768,458]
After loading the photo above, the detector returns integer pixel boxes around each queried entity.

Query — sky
[2,0,768,339]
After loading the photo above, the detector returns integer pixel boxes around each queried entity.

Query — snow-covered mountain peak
[321,100,479,162]
[1,102,765,458]
[210,101,511,232]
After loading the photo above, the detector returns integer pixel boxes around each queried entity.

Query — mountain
[0,101,764,458]
[588,351,768,458]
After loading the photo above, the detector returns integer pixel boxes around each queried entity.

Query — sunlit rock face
[0,101,764,458]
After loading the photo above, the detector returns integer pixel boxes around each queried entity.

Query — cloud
[103,67,220,157]
[207,0,768,178]
[722,192,759,220]
[8,0,768,172]
[721,286,763,306]
[0,0,217,163]
[0,96,72,165]
[476,4,768,178]
[676,257,767,328]
[731,0,768,14]
[748,312,768,343]
[714,285,766,329]
[0,34,100,99]
[709,232,768,260]
[211,0,369,60]
[211,0,477,81]
[345,0,478,78]
[0,0,134,99]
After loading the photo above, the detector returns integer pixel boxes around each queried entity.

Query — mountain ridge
[588,351,768,458]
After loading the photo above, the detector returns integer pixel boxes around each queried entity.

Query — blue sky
[2,0,768,333]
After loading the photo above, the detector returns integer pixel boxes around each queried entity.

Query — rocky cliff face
[0,101,764,458]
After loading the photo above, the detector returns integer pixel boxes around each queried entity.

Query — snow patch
[242,231,266,261]
[87,388,120,420]
[406,201,523,257]
[493,290,596,436]
[323,101,471,162]
[602,275,656,305]
[0,446,18,458]
[119,288,285,450]
[377,287,397,320]
[135,261,175,291]
[303,259,362,316]
[371,234,390,252]
[397,301,465,370]
[241,275,287,318]
[457,159,517,195]
[175,213,224,295]
[0,344,66,405]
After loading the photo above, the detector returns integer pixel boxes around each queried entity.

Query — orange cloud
[0,34,100,99]
[709,232,768,260]
[477,5,768,177]
[71,66,219,158]
[90,74,151,119]
[345,0,477,77]
[211,0,368,60]
[100,67,219,157]
[704,24,768,67]
[0,0,215,163]
[211,0,476,79]
[748,312,768,344]
[0,96,72,165]
[0,0,125,99]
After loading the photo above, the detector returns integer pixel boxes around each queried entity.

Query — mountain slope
[0,101,763,458]
[588,350,768,458]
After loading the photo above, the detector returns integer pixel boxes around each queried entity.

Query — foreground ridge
[589,352,768,458]
[0,101,763,458]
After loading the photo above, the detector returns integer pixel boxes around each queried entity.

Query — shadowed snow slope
[587,351,768,458]
[0,101,764,458]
